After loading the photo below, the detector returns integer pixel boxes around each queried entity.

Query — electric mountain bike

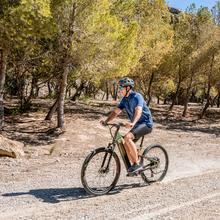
[81,123,169,196]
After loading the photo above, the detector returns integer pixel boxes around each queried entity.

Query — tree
[0,0,52,128]
[107,0,174,103]
[45,0,146,127]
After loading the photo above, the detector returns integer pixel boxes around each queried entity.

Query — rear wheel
[81,147,121,195]
[140,144,169,183]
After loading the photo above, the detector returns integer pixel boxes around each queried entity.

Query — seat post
[140,136,145,148]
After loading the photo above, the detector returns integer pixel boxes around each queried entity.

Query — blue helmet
[119,77,134,88]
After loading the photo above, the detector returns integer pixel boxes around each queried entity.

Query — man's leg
[124,124,153,172]
[124,132,138,164]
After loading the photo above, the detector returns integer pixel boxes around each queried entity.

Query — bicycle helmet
[119,77,134,88]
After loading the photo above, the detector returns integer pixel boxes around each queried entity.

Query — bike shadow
[2,183,149,204]
[2,187,94,203]
[114,182,150,191]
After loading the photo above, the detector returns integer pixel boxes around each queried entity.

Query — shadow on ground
[159,121,220,136]
[3,101,220,146]
[2,183,148,203]
[151,106,220,136]
[2,127,64,146]
[3,101,121,146]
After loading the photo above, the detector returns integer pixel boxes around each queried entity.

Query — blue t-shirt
[118,91,153,128]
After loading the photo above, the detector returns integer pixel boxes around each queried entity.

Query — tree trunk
[201,84,206,105]
[29,75,39,98]
[57,2,77,128]
[0,49,7,130]
[157,96,160,104]
[199,84,211,119]
[169,79,181,111]
[20,75,39,112]
[18,76,30,112]
[36,86,40,97]
[190,88,197,102]
[71,81,85,101]
[57,68,68,128]
[147,72,155,106]
[47,82,53,97]
[199,54,215,119]
[164,98,167,104]
[29,77,35,98]
[68,88,71,98]
[105,81,109,101]
[113,82,118,101]
[169,61,182,111]
[45,98,58,121]
[182,90,190,117]
[85,85,88,96]
[182,72,194,117]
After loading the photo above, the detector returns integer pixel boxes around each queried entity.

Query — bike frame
[106,123,145,170]
[81,123,168,195]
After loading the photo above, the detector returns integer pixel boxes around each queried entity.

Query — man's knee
[124,133,134,142]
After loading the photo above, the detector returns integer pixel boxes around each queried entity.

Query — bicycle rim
[81,148,121,195]
[140,144,169,183]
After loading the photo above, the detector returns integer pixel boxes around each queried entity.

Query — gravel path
[0,117,220,220]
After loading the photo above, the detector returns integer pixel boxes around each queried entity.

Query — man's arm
[102,108,122,125]
[132,106,142,125]
[124,106,142,129]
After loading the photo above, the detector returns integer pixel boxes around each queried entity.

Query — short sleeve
[135,94,144,108]
[118,98,125,110]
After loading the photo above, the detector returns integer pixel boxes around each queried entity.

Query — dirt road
[0,103,220,219]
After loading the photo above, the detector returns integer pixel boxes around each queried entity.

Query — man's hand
[125,122,134,129]
[99,108,121,127]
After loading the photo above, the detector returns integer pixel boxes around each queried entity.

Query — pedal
[126,172,138,177]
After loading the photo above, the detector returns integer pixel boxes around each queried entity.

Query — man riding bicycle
[101,77,153,173]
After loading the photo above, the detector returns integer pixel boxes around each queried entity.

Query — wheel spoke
[81,149,121,195]
[140,145,169,183]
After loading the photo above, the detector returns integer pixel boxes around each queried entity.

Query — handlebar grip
[107,122,125,127]
[118,122,125,127]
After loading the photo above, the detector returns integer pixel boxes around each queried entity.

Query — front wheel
[81,147,121,195]
[140,144,169,183]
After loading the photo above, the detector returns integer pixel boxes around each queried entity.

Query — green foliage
[1,0,220,119]
[156,78,176,99]
[0,0,53,48]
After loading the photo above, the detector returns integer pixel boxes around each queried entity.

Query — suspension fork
[100,124,122,171]
[101,125,120,170]
[100,144,115,170]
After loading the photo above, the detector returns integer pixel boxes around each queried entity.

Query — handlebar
[102,122,125,140]
[106,122,125,128]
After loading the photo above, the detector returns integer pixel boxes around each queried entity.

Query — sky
[166,0,217,11]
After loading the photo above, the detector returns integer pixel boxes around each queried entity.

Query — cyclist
[100,77,153,173]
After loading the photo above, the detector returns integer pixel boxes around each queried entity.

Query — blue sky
[166,0,217,11]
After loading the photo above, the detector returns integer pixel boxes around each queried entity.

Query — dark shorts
[130,123,152,141]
